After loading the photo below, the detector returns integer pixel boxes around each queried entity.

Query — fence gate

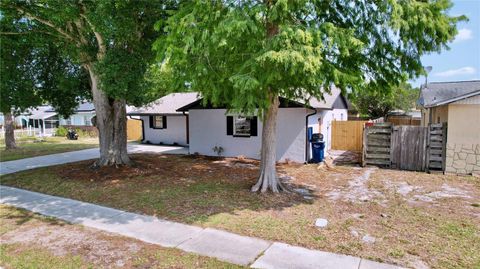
[362,123,447,172]
[391,126,427,171]
[331,120,367,151]
[362,123,392,167]
[426,123,447,172]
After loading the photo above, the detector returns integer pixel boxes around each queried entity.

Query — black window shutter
[149,116,154,128]
[226,116,233,135]
[250,116,258,136]
[162,116,167,129]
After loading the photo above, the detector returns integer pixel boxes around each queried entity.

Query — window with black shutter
[151,115,167,129]
[227,115,257,137]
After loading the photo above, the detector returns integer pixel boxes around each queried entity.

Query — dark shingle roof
[418,80,480,108]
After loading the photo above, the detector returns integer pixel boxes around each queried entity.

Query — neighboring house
[0,102,97,135]
[418,80,480,175]
[129,89,348,163]
[0,113,29,128]
[58,102,96,127]
[128,92,200,146]
[26,105,59,129]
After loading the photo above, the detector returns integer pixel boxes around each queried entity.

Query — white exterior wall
[0,114,30,127]
[307,108,348,154]
[142,115,188,146]
[59,112,95,126]
[189,108,308,162]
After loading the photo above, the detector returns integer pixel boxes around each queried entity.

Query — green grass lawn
[0,205,242,269]
[0,136,98,162]
[1,154,479,269]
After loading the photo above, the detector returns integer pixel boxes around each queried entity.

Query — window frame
[233,116,251,137]
[84,116,91,126]
[152,115,164,129]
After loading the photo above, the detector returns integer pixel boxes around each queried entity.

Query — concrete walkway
[0,186,404,268]
[0,143,188,175]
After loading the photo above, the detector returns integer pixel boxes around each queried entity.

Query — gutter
[182,111,189,145]
[305,108,317,163]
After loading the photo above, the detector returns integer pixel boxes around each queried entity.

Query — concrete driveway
[0,143,188,176]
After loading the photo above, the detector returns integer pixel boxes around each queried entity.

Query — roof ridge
[429,80,480,84]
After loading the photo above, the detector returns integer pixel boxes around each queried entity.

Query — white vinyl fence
[0,126,56,139]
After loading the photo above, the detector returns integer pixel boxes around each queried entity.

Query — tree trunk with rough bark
[251,6,286,193]
[88,67,131,166]
[4,112,17,150]
[251,93,286,193]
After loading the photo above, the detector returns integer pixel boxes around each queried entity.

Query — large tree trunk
[4,112,17,150]
[251,93,286,193]
[251,4,285,193]
[88,67,131,166]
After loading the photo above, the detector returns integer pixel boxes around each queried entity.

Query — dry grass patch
[0,205,242,269]
[1,154,479,268]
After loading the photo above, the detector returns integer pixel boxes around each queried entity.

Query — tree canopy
[1,0,176,165]
[352,82,420,118]
[157,0,462,114]
[1,0,172,106]
[157,0,462,192]
[1,10,90,117]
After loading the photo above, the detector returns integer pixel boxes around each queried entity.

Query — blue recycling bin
[311,141,325,163]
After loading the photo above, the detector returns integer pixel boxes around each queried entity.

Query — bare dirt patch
[325,167,385,204]
[0,205,241,268]
[2,154,479,269]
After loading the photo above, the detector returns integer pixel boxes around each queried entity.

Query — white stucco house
[58,102,96,127]
[129,89,348,163]
[128,93,200,146]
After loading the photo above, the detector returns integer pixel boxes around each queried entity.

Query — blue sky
[410,0,480,87]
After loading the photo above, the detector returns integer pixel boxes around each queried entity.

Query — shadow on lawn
[2,154,317,225]
[1,205,65,228]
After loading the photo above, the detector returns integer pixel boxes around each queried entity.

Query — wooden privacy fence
[426,123,447,172]
[391,125,427,171]
[127,119,142,141]
[362,124,392,167]
[386,117,421,126]
[362,123,447,172]
[331,120,367,151]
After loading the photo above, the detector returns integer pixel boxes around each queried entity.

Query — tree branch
[79,13,106,59]
[14,7,76,42]
[1,31,65,39]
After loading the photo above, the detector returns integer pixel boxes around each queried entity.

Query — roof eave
[424,90,480,108]
[127,112,187,116]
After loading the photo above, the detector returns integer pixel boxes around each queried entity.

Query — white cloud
[434,67,476,77]
[454,28,473,43]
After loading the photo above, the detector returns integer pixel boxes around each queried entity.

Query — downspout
[305,108,317,163]
[182,111,189,145]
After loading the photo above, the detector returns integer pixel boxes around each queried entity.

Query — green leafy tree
[158,0,462,192]
[352,82,420,118]
[0,12,89,149]
[1,0,174,166]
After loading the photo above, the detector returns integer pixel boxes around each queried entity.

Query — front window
[234,116,251,136]
[85,116,91,126]
[153,116,163,128]
[65,117,72,125]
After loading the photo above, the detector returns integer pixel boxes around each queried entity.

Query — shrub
[55,126,68,137]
